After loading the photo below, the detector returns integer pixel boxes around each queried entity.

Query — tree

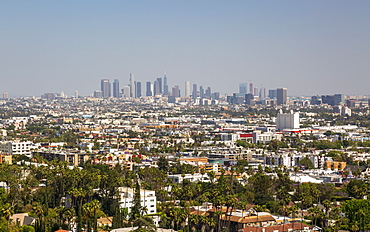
[130,181,142,221]
[345,179,368,199]
[133,216,156,232]
[298,157,314,169]
[342,199,370,231]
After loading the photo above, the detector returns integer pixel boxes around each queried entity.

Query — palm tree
[133,216,156,232]
[89,199,101,232]
[189,214,199,232]
[199,214,209,232]
[1,203,14,229]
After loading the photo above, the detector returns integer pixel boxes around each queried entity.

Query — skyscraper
[163,75,169,95]
[94,90,103,98]
[130,73,135,98]
[123,86,130,98]
[146,82,152,96]
[136,82,142,98]
[249,83,253,94]
[101,79,111,98]
[154,80,160,95]
[172,85,180,97]
[157,77,162,94]
[205,87,211,98]
[113,79,120,98]
[192,84,197,99]
[185,81,191,98]
[74,90,78,98]
[277,88,287,105]
[199,86,204,98]
[239,83,247,96]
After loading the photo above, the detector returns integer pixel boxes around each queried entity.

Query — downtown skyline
[1,1,370,97]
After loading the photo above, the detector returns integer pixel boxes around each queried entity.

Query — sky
[1,1,370,97]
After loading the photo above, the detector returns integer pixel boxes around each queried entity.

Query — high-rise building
[321,94,344,106]
[136,82,142,98]
[205,87,211,98]
[276,110,299,131]
[101,79,111,98]
[154,80,160,95]
[156,77,162,94]
[277,88,287,105]
[212,92,220,100]
[74,90,78,98]
[172,85,180,97]
[163,75,169,95]
[269,89,277,99]
[249,83,253,94]
[311,96,320,105]
[192,84,197,99]
[254,87,258,96]
[185,81,191,98]
[113,79,120,98]
[3,92,8,99]
[123,86,130,98]
[129,73,135,98]
[199,86,204,98]
[146,82,152,96]
[239,83,247,96]
[94,90,103,98]
[259,88,266,100]
[245,93,254,105]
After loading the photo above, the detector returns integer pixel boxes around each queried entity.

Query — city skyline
[1,1,370,97]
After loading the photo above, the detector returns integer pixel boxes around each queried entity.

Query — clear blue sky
[1,1,370,97]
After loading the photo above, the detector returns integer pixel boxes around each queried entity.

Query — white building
[118,187,157,215]
[168,173,209,184]
[276,110,299,131]
[0,140,36,156]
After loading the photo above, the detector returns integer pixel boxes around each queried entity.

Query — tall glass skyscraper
[113,79,120,98]
[101,79,111,98]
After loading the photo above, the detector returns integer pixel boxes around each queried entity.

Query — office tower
[249,83,253,94]
[205,87,211,98]
[3,92,8,99]
[146,82,152,96]
[101,79,111,98]
[113,79,120,98]
[123,86,130,98]
[277,88,287,105]
[199,86,204,98]
[212,92,220,100]
[239,83,247,96]
[136,82,142,98]
[94,90,103,98]
[156,77,162,94]
[154,80,160,95]
[172,85,180,97]
[333,94,344,105]
[322,94,344,106]
[259,87,266,100]
[74,90,78,98]
[185,81,191,97]
[192,84,197,99]
[60,91,65,98]
[311,96,320,105]
[163,75,169,95]
[254,87,258,96]
[245,93,254,105]
[269,89,277,99]
[129,73,135,98]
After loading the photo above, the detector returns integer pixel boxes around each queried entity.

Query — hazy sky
[1,1,370,97]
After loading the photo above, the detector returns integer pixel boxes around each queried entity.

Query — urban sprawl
[1,76,370,232]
